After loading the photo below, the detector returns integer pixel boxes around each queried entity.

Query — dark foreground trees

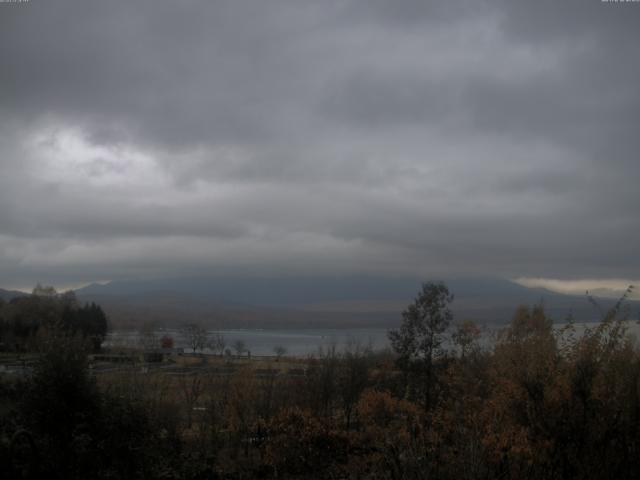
[0,286,108,352]
[1,331,176,480]
[2,282,640,479]
[388,281,453,410]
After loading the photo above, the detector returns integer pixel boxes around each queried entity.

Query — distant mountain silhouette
[74,276,638,330]
[0,288,28,302]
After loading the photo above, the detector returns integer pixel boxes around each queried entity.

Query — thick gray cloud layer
[1,0,639,289]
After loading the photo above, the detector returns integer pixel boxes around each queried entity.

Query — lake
[106,320,640,357]
[106,328,392,356]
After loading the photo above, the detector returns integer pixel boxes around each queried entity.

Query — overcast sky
[1,0,639,292]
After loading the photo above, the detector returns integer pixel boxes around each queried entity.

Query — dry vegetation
[1,284,639,479]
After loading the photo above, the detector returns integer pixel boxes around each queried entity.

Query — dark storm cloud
[1,0,332,147]
[0,0,639,289]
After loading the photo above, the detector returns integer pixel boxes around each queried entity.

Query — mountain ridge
[72,276,638,329]
[0,288,29,302]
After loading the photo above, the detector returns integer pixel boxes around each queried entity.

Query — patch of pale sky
[514,277,640,300]
[28,126,170,190]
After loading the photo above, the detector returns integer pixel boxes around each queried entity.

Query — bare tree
[208,331,226,356]
[182,323,209,353]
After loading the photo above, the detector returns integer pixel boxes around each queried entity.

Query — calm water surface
[106,328,391,356]
[106,321,640,356]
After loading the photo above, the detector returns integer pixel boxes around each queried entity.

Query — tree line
[0,285,108,352]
